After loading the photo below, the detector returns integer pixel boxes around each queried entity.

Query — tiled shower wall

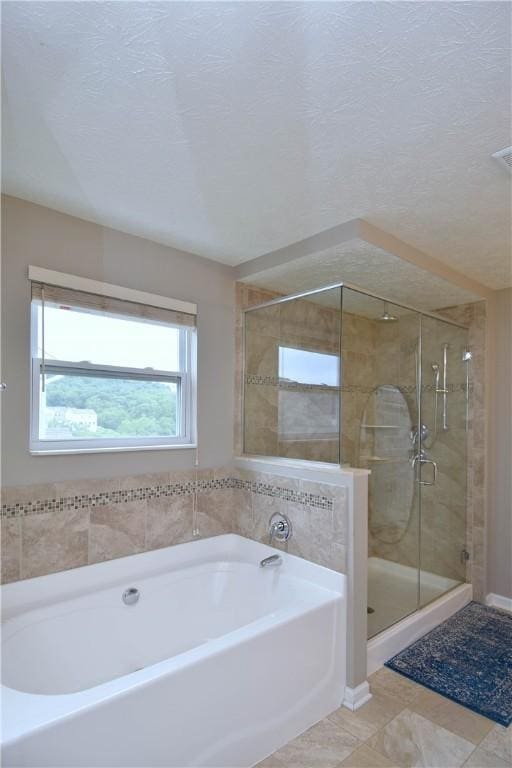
[240,284,341,462]
[236,282,488,601]
[369,301,486,599]
[0,468,348,583]
[236,282,375,464]
[438,301,487,601]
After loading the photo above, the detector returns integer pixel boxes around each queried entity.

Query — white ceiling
[2,2,511,287]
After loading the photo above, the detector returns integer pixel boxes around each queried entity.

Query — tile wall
[234,468,348,573]
[240,284,341,462]
[1,467,349,583]
[236,282,488,601]
[438,301,487,601]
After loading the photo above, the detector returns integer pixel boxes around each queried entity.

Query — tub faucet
[260,554,282,568]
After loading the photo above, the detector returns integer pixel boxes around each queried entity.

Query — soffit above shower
[2,2,511,288]
[239,235,483,316]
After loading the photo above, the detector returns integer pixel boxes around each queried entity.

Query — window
[278,346,339,387]
[30,278,196,453]
[278,346,340,440]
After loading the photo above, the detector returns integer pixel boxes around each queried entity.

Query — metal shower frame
[241,279,469,468]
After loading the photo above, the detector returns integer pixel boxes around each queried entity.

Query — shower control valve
[268,513,292,544]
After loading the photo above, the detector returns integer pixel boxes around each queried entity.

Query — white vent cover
[492,146,512,172]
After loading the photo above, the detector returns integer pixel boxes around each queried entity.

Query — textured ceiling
[241,237,482,314]
[2,2,511,287]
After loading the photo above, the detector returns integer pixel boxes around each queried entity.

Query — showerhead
[432,363,440,373]
[378,302,397,322]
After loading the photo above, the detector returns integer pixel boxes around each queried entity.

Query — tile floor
[257,668,511,768]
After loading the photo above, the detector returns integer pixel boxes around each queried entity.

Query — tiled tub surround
[0,468,348,583]
[234,457,370,701]
[235,468,348,573]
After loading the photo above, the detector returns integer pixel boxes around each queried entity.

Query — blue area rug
[385,602,512,726]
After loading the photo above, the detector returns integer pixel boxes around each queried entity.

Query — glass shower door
[418,316,469,606]
[341,288,422,638]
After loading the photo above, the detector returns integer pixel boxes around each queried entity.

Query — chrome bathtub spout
[260,554,282,568]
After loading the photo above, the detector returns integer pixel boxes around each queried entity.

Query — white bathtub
[1,533,346,767]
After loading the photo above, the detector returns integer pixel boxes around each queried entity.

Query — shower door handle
[411,455,438,486]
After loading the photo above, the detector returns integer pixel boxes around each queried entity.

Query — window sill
[30,444,198,456]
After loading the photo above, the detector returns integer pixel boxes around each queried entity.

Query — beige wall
[1,196,235,485]
[487,288,512,599]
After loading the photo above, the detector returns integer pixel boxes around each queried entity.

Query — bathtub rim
[1,534,346,746]
[1,533,343,618]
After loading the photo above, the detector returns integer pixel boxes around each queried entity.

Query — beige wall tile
[471,564,485,602]
[21,509,88,578]
[118,472,170,491]
[2,483,56,506]
[1,517,21,583]
[236,486,348,573]
[197,489,235,537]
[89,502,145,564]
[168,468,196,485]
[145,495,193,551]
[55,476,120,497]
[230,488,252,532]
[2,466,349,582]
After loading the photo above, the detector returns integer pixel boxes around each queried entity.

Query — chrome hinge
[460,548,470,563]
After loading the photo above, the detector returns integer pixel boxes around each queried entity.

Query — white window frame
[29,302,197,454]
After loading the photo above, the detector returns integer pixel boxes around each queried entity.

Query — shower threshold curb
[367,582,472,676]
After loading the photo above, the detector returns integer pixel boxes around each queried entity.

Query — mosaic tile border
[233,478,333,510]
[245,374,472,395]
[1,477,333,518]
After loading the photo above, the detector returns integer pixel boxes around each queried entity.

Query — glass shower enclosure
[243,283,470,638]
